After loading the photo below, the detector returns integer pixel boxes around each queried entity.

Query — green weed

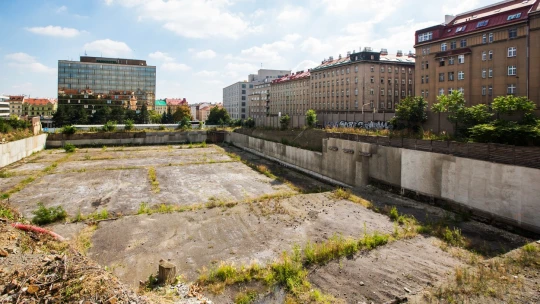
[31,202,67,225]
[64,143,76,153]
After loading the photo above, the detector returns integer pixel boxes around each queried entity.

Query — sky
[0,0,495,103]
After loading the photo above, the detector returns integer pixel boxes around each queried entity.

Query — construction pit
[1,143,539,304]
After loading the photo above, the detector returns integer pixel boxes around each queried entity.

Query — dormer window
[507,13,522,21]
[418,31,433,42]
[456,25,467,33]
[476,20,489,27]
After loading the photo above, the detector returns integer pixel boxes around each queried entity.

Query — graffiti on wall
[324,120,391,130]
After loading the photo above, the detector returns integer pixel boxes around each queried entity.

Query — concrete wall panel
[1,134,47,168]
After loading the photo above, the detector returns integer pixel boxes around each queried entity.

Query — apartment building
[154,99,167,115]
[414,0,540,107]
[57,56,156,114]
[166,98,189,113]
[269,71,311,116]
[223,69,289,120]
[23,98,58,117]
[309,49,415,113]
[0,95,9,118]
[248,83,271,118]
[7,96,25,116]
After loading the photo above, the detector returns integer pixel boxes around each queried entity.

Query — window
[242,90,246,94]
[370,77,374,83]
[488,33,493,43]
[388,67,392,73]
[439,73,445,82]
[458,87,464,94]
[450,41,457,49]
[508,47,517,57]
[458,71,465,80]
[381,78,385,84]
[370,89,374,95]
[418,31,433,42]
[507,84,516,95]
[381,66,385,72]
[482,34,487,44]
[426,62,429,69]
[482,52,487,61]
[458,55,465,64]
[456,25,467,33]
[460,39,467,47]
[449,57,455,65]
[440,58,445,66]
[439,88,445,96]
[421,76,424,84]
[488,85,493,96]
[482,86,486,96]
[370,66,374,72]
[489,51,493,60]
[448,72,454,81]
[482,69,487,78]
[508,28,517,39]
[477,20,489,28]
[507,13,521,21]
[426,75,429,83]
[395,90,398,96]
[489,68,493,78]
[381,89,385,96]
[508,66,517,75]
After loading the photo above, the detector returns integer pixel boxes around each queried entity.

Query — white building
[0,95,10,118]
[223,69,290,120]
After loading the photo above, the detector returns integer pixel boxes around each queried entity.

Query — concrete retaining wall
[227,133,540,234]
[0,134,48,168]
[46,131,208,148]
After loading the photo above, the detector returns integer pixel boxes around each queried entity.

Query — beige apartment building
[414,0,540,107]
[7,96,25,116]
[308,49,415,113]
[269,71,311,116]
[249,83,271,118]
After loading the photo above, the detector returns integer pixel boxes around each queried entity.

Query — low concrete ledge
[1,134,48,168]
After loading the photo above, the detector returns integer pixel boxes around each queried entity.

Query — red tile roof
[272,70,311,84]
[8,96,25,102]
[166,98,188,106]
[25,98,54,106]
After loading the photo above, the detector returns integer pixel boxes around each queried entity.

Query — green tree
[52,105,69,127]
[149,110,162,124]
[138,104,150,124]
[280,114,290,130]
[390,96,428,133]
[91,106,112,124]
[206,106,230,125]
[305,109,317,128]
[245,117,255,128]
[178,116,192,130]
[172,105,192,123]
[432,91,468,136]
[111,106,125,123]
[125,109,137,122]
[74,106,89,124]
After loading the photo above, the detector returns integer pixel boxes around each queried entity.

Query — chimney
[380,48,388,55]
[352,49,356,53]
[346,51,351,56]
[396,50,403,57]
[444,14,454,24]
[339,54,342,59]
[407,51,415,58]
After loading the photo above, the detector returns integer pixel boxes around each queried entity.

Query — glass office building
[57,56,156,113]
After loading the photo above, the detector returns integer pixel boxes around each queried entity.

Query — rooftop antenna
[84,50,87,56]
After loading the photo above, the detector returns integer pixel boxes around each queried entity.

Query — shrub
[279,115,290,130]
[244,118,255,128]
[102,120,117,132]
[64,143,76,153]
[178,116,192,130]
[305,109,317,128]
[124,119,134,131]
[158,125,166,130]
[32,202,67,225]
[61,125,77,134]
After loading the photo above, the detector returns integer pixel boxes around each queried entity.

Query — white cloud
[195,70,219,77]
[148,51,174,62]
[105,0,254,39]
[83,39,132,57]
[277,5,309,22]
[194,49,217,59]
[292,60,318,72]
[5,53,55,74]
[228,34,301,66]
[162,62,191,72]
[26,26,82,38]
[56,6,67,13]
[300,37,333,56]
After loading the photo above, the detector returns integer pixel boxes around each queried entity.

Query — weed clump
[148,167,160,193]
[32,202,67,225]
[64,143,76,153]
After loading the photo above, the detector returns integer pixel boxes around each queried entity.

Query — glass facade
[57,59,156,111]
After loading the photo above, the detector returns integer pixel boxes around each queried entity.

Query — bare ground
[1,144,537,303]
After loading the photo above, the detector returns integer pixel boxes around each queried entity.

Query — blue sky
[0,0,494,103]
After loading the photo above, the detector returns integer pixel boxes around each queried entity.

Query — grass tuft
[148,167,160,193]
[31,202,67,225]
